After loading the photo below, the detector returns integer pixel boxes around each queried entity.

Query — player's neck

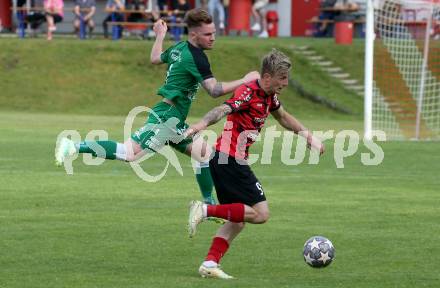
[257,79,272,96]
[188,39,201,49]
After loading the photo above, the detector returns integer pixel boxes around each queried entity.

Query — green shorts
[131,101,192,154]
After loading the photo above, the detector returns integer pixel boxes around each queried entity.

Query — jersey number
[256,182,264,195]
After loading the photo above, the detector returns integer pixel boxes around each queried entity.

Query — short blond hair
[261,49,292,76]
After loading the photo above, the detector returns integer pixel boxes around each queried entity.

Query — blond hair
[261,49,292,76]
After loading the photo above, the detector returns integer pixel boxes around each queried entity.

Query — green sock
[196,166,216,204]
[78,140,117,160]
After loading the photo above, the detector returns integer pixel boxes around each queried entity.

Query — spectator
[44,0,64,40]
[350,0,365,19]
[200,0,208,10]
[312,0,337,37]
[23,0,46,37]
[126,0,146,23]
[169,0,191,40]
[433,12,440,40]
[171,0,191,15]
[377,0,405,38]
[125,0,148,39]
[74,0,96,38]
[333,0,361,21]
[157,0,168,10]
[251,0,268,38]
[150,0,168,22]
[103,0,125,39]
[223,0,229,32]
[334,0,360,10]
[208,0,225,30]
[349,0,366,37]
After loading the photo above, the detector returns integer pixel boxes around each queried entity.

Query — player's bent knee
[246,209,259,222]
[256,211,270,224]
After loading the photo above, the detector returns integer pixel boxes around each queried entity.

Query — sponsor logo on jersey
[170,50,182,62]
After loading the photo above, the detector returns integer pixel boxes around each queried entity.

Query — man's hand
[153,19,168,38]
[242,71,260,84]
[307,134,325,155]
[183,121,207,139]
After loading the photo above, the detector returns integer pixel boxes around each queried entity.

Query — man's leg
[195,202,269,278]
[208,201,269,224]
[73,19,80,36]
[198,221,245,279]
[103,15,110,38]
[88,19,95,36]
[194,161,216,204]
[55,137,143,166]
[189,201,269,237]
[184,137,216,205]
[251,4,261,31]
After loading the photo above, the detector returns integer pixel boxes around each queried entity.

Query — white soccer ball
[303,236,335,268]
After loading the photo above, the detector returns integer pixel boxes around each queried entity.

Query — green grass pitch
[1,111,439,287]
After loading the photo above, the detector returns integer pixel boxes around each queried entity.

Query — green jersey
[158,41,213,119]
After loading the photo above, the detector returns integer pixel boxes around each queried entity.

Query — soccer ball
[303,236,335,268]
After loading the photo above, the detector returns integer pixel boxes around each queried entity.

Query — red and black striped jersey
[215,80,281,160]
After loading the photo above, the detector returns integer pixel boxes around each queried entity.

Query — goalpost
[364,0,440,140]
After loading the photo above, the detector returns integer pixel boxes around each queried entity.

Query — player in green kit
[55,8,260,206]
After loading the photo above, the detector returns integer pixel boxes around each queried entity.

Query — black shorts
[209,151,266,206]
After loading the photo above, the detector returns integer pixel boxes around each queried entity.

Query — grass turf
[1,111,439,287]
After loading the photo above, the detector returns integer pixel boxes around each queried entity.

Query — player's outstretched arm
[150,20,168,64]
[184,104,232,138]
[201,71,260,98]
[271,105,325,155]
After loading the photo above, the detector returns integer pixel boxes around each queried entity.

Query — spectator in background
[377,0,405,38]
[433,12,440,40]
[208,0,225,30]
[349,0,366,37]
[312,0,337,37]
[23,0,46,37]
[74,0,96,38]
[103,0,125,39]
[125,0,148,39]
[169,0,191,40]
[350,0,365,18]
[126,0,146,23]
[150,0,169,22]
[333,0,361,21]
[251,0,268,38]
[44,0,64,40]
[172,0,191,15]
[334,0,360,10]
[200,0,208,10]
[158,0,168,10]
[223,0,229,32]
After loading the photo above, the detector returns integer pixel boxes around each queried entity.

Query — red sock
[205,237,229,263]
[207,203,245,223]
